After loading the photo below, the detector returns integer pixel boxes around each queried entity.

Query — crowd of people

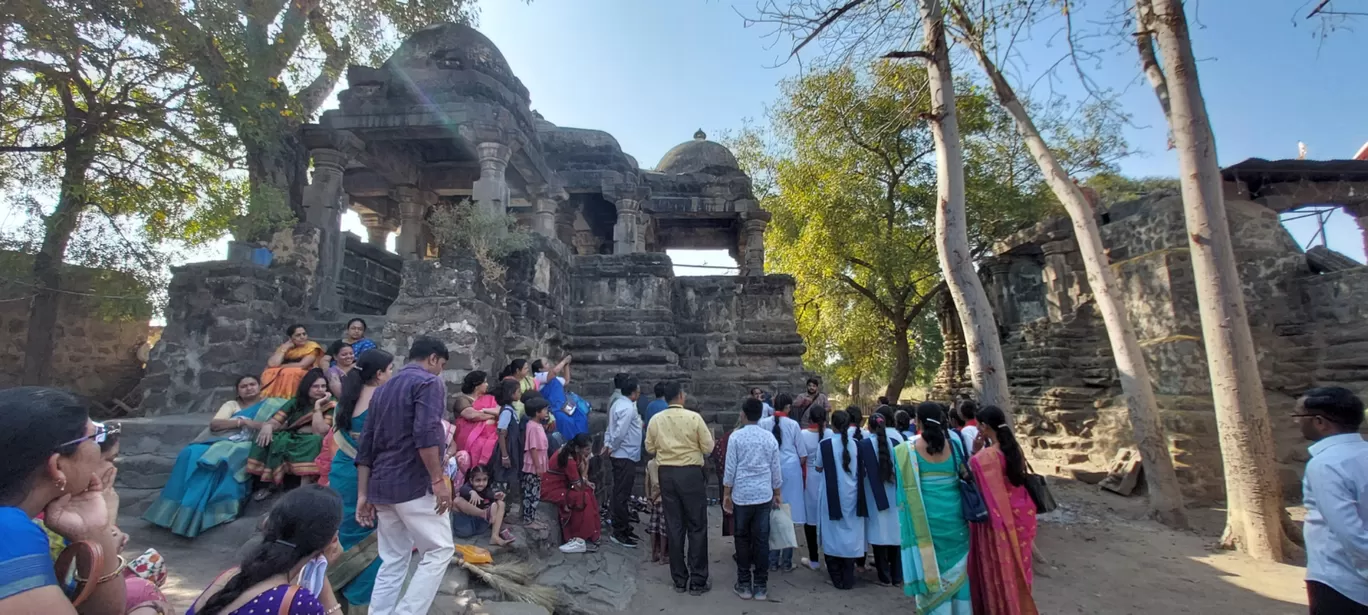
[0,310,1364,615]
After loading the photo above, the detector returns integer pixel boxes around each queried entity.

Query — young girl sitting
[452,464,516,547]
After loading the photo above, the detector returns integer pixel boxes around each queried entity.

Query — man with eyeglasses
[1295,386,1368,614]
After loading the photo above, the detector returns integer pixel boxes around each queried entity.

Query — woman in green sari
[893,402,972,614]
[246,368,332,499]
[143,375,286,537]
[326,348,395,607]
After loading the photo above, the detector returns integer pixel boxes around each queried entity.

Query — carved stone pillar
[613,198,642,254]
[303,147,349,313]
[392,185,427,260]
[985,260,1013,325]
[472,142,512,218]
[533,197,558,238]
[740,212,770,276]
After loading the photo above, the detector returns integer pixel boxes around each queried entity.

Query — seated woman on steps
[145,375,286,537]
[541,433,601,553]
[247,369,333,500]
[259,324,325,399]
[186,485,344,615]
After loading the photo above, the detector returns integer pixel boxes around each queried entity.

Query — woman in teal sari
[143,375,286,537]
[892,402,972,614]
[327,348,394,607]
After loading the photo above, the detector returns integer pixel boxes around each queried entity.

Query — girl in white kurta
[860,412,906,586]
[817,410,866,590]
[757,394,807,571]
[797,405,831,570]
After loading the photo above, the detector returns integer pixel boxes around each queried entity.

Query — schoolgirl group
[720,390,1042,614]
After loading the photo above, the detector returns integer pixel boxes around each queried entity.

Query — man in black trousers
[643,381,716,595]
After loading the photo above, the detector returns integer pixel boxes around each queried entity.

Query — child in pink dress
[521,398,551,530]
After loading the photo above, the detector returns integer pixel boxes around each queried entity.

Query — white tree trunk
[950,12,1187,527]
[1145,0,1287,561]
[917,0,1013,414]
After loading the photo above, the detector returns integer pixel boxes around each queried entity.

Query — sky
[334,0,1358,267]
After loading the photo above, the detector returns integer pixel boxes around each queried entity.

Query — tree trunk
[22,147,93,385]
[952,15,1188,527]
[242,129,308,240]
[1146,0,1288,560]
[885,322,912,403]
[916,0,1013,415]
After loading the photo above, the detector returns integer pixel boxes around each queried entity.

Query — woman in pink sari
[967,405,1040,615]
[453,370,500,465]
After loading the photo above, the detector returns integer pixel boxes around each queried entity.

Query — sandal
[251,488,273,502]
[499,528,516,543]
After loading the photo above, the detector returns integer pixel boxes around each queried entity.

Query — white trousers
[369,493,457,615]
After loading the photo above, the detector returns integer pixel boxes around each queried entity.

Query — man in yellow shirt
[644,381,716,595]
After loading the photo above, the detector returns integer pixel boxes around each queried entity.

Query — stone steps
[114,413,217,515]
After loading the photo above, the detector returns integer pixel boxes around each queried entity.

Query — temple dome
[384,23,525,100]
[656,129,741,175]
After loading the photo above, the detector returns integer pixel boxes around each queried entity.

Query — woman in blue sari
[327,348,394,607]
[143,375,285,537]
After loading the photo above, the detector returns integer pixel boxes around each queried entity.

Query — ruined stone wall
[0,262,149,403]
[340,233,402,315]
[966,192,1363,502]
[139,230,317,416]
[502,235,573,368]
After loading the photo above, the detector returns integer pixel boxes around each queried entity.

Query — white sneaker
[559,538,587,554]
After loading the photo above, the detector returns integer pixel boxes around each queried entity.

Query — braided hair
[772,393,794,446]
[337,349,393,432]
[831,410,853,473]
[978,405,1027,486]
[847,405,864,441]
[916,401,949,456]
[200,486,341,615]
[869,412,895,484]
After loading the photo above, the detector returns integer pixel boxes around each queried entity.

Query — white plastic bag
[768,503,798,550]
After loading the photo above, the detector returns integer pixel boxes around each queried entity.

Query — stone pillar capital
[615,198,640,213]
[477,142,512,167]
[310,148,347,178]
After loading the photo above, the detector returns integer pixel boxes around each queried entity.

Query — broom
[454,557,563,612]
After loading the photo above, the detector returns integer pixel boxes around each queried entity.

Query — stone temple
[138,23,809,428]
[934,159,1368,503]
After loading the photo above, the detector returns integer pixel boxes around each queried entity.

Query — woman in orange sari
[967,405,1039,615]
[259,324,324,399]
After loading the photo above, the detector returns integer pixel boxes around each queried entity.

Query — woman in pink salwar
[967,405,1040,615]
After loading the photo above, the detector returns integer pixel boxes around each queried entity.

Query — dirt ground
[628,480,1306,615]
[125,479,1309,614]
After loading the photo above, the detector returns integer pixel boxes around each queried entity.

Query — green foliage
[0,251,153,321]
[428,199,532,285]
[1,0,242,314]
[733,62,1127,396]
[1084,172,1180,207]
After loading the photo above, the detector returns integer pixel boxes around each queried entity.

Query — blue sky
[429,0,1365,264]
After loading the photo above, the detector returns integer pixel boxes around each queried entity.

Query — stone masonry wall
[966,192,1364,503]
[340,232,403,315]
[139,229,317,416]
[0,262,150,403]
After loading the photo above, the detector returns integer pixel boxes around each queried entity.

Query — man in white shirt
[603,374,643,548]
[1296,386,1368,614]
[749,387,775,419]
[957,400,980,455]
[723,398,782,602]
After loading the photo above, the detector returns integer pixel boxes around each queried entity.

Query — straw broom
[454,557,563,612]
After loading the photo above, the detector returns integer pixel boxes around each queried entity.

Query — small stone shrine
[935,159,1368,503]
[139,23,809,428]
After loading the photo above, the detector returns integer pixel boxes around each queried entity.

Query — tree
[101,0,481,240]
[945,0,1188,528]
[733,63,1118,402]
[752,0,1016,413]
[1,0,239,385]
[1135,0,1295,560]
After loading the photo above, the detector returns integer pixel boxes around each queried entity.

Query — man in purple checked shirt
[354,336,453,615]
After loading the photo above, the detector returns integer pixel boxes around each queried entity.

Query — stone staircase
[114,413,218,516]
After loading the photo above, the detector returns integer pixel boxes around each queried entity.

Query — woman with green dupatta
[143,375,286,537]
[326,348,394,607]
[892,402,972,614]
[246,368,332,499]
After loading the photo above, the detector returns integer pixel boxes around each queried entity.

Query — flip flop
[499,528,516,543]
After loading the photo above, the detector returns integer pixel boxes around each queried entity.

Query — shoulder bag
[1024,459,1058,514]
[949,438,989,523]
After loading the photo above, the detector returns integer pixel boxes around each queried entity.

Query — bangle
[325,605,343,615]
[77,554,126,584]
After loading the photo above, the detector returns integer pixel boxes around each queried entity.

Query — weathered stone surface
[948,193,1368,503]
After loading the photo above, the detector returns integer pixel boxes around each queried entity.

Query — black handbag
[949,437,989,523]
[1024,461,1058,514]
